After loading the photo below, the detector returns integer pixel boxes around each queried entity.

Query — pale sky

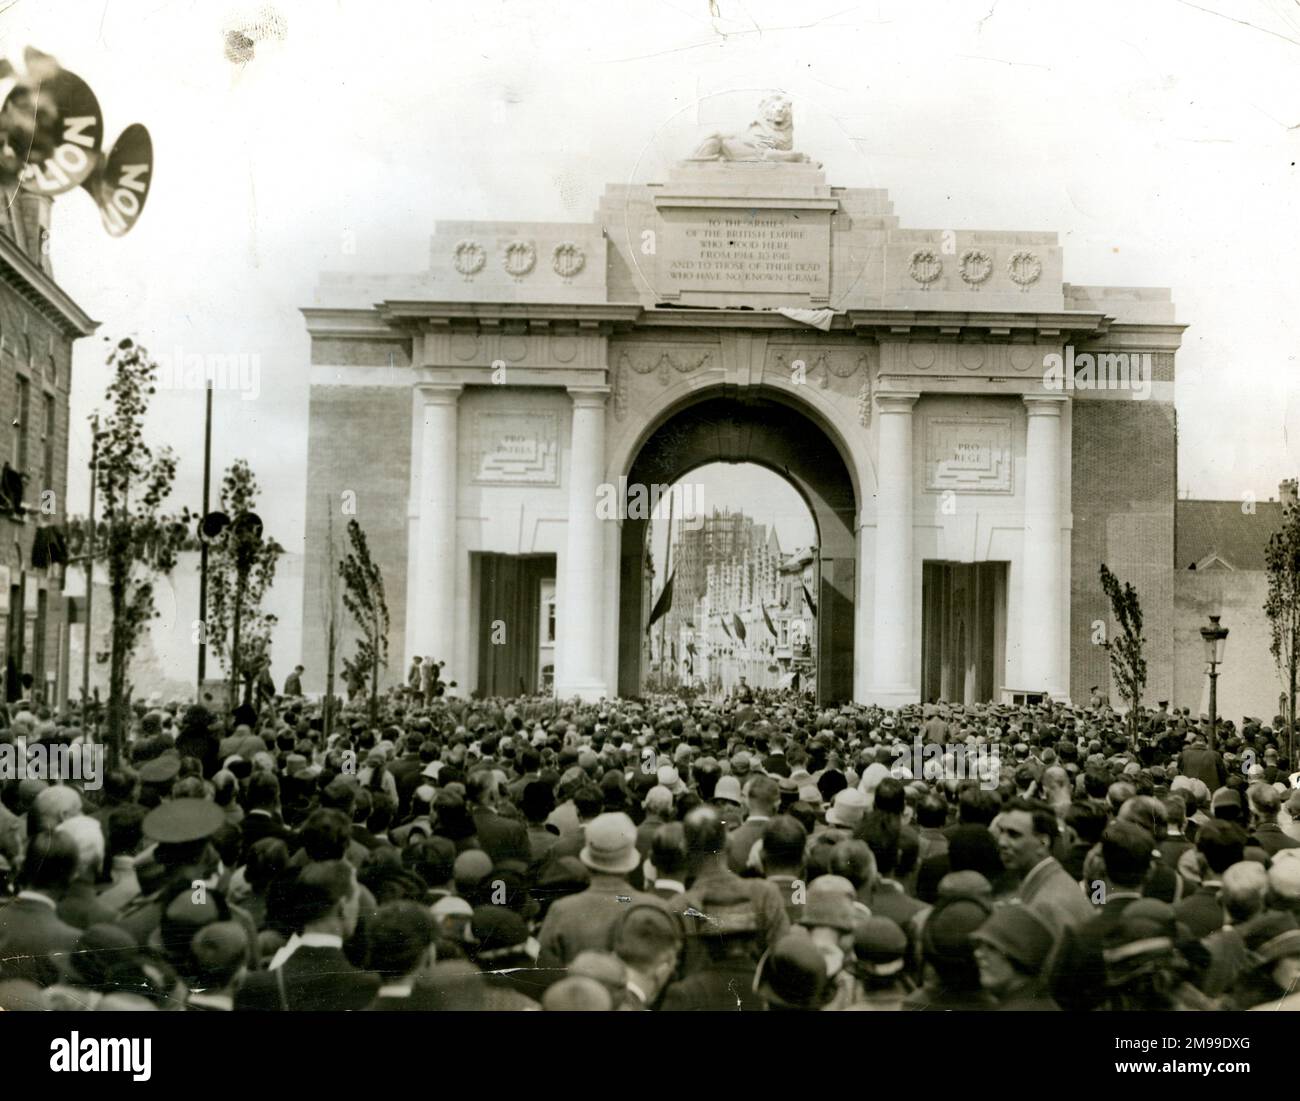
[4,0,1300,574]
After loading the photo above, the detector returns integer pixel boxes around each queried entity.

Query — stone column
[413,382,462,683]
[1021,394,1067,697]
[870,392,920,705]
[558,386,610,700]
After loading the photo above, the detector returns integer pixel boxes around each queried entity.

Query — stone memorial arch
[300,94,1184,706]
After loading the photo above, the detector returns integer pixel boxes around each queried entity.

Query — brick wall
[0,280,76,705]
[300,384,411,695]
[1070,396,1177,706]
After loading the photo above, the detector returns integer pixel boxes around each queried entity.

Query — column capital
[415,378,463,404]
[568,385,610,409]
[875,391,920,414]
[1023,393,1068,416]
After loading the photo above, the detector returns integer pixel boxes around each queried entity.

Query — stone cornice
[303,302,1188,355]
[301,308,403,340]
[847,309,1111,341]
[0,233,97,338]
[377,300,643,333]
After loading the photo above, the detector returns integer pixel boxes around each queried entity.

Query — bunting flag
[802,581,818,618]
[763,604,778,640]
[646,570,674,634]
[733,613,747,642]
[718,614,733,640]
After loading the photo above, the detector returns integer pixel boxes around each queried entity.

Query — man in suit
[1174,819,1246,937]
[240,771,292,861]
[613,904,682,1011]
[1178,734,1227,792]
[236,859,378,1011]
[761,815,808,923]
[647,823,689,900]
[0,831,80,987]
[1051,820,1152,1010]
[282,665,304,697]
[636,785,673,858]
[668,805,789,980]
[995,797,1093,939]
[536,812,665,972]
[388,735,427,819]
[1247,783,1300,856]
[465,770,530,866]
[363,900,438,1010]
[726,775,778,874]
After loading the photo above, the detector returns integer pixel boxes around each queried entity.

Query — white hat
[825,788,867,829]
[714,775,743,805]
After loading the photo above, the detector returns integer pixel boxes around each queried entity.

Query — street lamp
[1200,614,1229,753]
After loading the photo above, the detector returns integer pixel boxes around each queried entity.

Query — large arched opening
[617,389,858,704]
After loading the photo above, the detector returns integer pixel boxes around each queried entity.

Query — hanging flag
[718,613,733,640]
[802,581,818,618]
[733,613,747,643]
[763,604,778,640]
[646,570,674,634]
[686,642,697,657]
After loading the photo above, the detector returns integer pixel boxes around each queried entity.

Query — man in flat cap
[972,904,1060,1010]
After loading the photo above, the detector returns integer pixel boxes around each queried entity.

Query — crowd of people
[2,680,1300,1012]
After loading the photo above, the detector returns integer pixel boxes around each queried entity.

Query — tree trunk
[1290,621,1297,765]
[369,623,379,727]
[229,570,246,713]
[107,560,127,769]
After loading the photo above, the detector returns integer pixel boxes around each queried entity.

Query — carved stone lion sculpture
[688,94,817,165]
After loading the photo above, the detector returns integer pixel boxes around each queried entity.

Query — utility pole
[197,381,212,696]
[658,487,674,691]
[81,414,99,737]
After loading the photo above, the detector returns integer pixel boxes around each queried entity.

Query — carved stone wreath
[502,239,536,278]
[552,242,586,280]
[1007,250,1042,289]
[959,248,992,287]
[908,249,943,287]
[452,239,486,277]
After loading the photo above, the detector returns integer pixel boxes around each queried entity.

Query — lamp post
[1200,614,1230,753]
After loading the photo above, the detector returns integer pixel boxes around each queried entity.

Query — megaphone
[81,123,152,236]
[232,511,263,540]
[0,49,104,196]
[199,511,230,542]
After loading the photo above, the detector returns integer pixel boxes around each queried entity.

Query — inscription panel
[472,412,559,485]
[925,417,1013,494]
[657,206,831,301]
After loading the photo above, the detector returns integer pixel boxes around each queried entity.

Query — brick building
[0,193,96,706]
